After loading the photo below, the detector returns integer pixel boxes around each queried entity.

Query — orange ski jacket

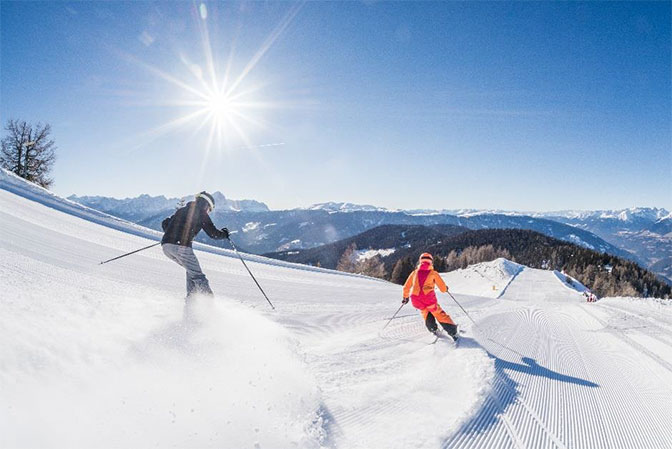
[403,267,448,298]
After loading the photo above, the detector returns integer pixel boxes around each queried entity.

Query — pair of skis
[429,329,460,346]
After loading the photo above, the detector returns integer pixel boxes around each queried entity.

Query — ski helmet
[419,252,433,263]
[196,191,215,211]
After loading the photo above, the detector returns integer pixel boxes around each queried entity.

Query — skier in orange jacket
[402,253,458,340]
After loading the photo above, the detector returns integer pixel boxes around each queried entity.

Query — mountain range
[538,209,672,281]
[264,224,671,299]
[68,193,671,282]
[68,192,269,222]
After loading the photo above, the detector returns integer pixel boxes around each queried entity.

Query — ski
[428,331,459,346]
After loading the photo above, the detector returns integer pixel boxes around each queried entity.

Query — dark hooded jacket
[161,198,227,246]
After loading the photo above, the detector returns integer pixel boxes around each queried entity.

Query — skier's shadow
[498,356,598,388]
[442,336,598,448]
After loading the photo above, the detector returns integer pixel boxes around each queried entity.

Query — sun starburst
[122,2,302,156]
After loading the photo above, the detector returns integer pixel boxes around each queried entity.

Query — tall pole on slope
[99,242,161,265]
[228,237,275,310]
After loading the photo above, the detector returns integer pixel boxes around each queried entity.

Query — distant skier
[402,253,458,340]
[161,191,229,298]
[583,291,598,302]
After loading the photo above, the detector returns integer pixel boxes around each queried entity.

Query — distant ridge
[68,191,270,218]
[64,186,668,280]
[265,224,671,298]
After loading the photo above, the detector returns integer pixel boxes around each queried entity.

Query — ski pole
[228,237,275,310]
[99,242,160,265]
[446,291,479,327]
[381,302,406,331]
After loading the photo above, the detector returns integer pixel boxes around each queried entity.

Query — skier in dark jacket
[161,191,229,297]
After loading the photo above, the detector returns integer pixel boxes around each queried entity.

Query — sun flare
[125,2,302,155]
[206,92,232,119]
[204,91,237,127]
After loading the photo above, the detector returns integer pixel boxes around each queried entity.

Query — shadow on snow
[442,336,598,448]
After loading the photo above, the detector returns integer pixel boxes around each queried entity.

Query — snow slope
[0,175,493,449]
[445,267,672,449]
[0,168,363,278]
[2,171,672,448]
[440,258,524,298]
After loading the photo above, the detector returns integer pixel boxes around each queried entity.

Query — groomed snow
[440,258,524,298]
[0,173,494,448]
[3,169,672,449]
[445,267,672,448]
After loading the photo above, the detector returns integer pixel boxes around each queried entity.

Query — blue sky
[1,1,670,211]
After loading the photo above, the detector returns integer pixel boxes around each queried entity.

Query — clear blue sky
[1,1,670,211]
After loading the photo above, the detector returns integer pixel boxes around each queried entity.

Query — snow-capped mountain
[403,207,671,222]
[536,208,672,282]
[62,186,668,282]
[290,205,671,282]
[66,193,177,223]
[305,201,395,213]
[68,191,270,221]
[131,208,631,261]
[537,207,671,222]
[62,193,637,266]
[302,205,671,226]
[649,216,672,236]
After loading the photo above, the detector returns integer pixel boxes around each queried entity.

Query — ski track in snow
[444,268,672,449]
[0,182,493,449]
[2,173,672,448]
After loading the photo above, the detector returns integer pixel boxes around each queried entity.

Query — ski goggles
[419,253,433,262]
[196,193,215,212]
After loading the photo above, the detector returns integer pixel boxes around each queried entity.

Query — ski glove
[221,227,230,239]
[402,297,409,304]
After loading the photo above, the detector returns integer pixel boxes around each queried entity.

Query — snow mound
[1,283,326,448]
[553,270,589,293]
[342,341,494,448]
[440,258,524,298]
[326,317,495,449]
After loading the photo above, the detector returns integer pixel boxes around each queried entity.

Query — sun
[194,86,256,150]
[204,91,236,128]
[124,2,302,154]
[206,92,232,120]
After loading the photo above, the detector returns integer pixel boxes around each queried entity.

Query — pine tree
[336,243,358,273]
[390,256,414,285]
[359,255,387,279]
[445,250,459,271]
[433,255,447,272]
